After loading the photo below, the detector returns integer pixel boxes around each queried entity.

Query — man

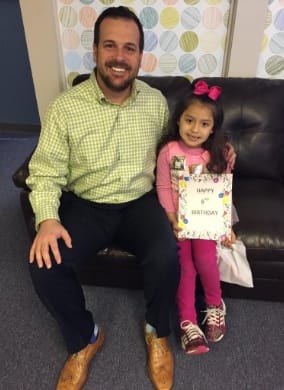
[27,6,236,390]
[27,6,179,390]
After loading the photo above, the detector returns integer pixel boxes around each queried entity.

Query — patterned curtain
[257,0,284,79]
[56,0,232,85]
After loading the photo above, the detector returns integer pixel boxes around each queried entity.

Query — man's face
[93,17,142,96]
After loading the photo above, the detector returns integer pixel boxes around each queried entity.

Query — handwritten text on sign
[178,173,233,240]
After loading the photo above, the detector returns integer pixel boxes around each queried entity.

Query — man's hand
[29,219,72,269]
[225,143,236,170]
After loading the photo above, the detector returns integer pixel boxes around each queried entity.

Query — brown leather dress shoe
[145,332,174,390]
[56,328,104,390]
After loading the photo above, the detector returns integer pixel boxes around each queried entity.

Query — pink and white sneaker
[180,321,209,355]
[202,299,226,342]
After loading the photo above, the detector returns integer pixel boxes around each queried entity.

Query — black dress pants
[29,190,180,353]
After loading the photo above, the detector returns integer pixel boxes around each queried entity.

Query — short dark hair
[93,6,144,52]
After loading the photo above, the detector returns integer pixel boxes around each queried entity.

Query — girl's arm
[156,146,181,236]
[222,161,237,247]
[156,146,176,213]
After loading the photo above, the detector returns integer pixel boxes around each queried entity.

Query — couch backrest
[13,74,284,190]
[196,77,284,182]
[137,75,192,115]
[72,74,284,182]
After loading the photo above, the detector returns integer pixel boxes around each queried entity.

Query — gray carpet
[1,135,284,390]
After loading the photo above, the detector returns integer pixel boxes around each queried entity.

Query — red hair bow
[193,80,222,101]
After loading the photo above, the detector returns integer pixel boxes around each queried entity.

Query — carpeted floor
[1,134,284,390]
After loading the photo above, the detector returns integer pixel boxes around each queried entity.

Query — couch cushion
[233,177,284,264]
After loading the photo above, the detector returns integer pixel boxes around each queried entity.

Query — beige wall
[20,0,268,121]
[19,0,66,122]
[226,0,268,77]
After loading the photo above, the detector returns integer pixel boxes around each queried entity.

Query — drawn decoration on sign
[178,173,233,241]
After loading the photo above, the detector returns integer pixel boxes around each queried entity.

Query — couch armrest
[12,150,34,190]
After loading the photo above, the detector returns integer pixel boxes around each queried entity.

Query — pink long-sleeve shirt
[156,140,231,214]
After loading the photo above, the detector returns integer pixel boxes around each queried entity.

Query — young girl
[156,80,235,355]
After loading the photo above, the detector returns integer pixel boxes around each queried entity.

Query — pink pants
[176,239,222,324]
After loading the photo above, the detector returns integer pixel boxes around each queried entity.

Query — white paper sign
[178,173,233,240]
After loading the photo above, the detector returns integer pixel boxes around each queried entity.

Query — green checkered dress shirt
[27,72,169,228]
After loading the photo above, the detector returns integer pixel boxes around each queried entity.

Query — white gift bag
[217,239,254,288]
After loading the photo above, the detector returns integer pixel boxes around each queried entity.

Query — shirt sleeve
[156,145,176,213]
[26,99,69,230]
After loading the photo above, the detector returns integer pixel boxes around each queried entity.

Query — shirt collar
[177,140,210,159]
[90,71,105,103]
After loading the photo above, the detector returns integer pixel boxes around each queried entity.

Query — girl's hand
[166,212,182,238]
[172,220,182,239]
[221,229,236,248]
[225,143,236,170]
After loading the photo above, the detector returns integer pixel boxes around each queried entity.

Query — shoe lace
[181,321,206,342]
[202,300,226,326]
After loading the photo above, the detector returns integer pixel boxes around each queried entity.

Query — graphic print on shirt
[170,155,187,193]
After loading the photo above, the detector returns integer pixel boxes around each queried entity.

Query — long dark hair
[158,93,227,174]
[94,6,144,53]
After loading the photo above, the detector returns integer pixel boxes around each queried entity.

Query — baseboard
[0,122,40,135]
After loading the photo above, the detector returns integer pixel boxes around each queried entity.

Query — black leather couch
[13,75,284,302]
